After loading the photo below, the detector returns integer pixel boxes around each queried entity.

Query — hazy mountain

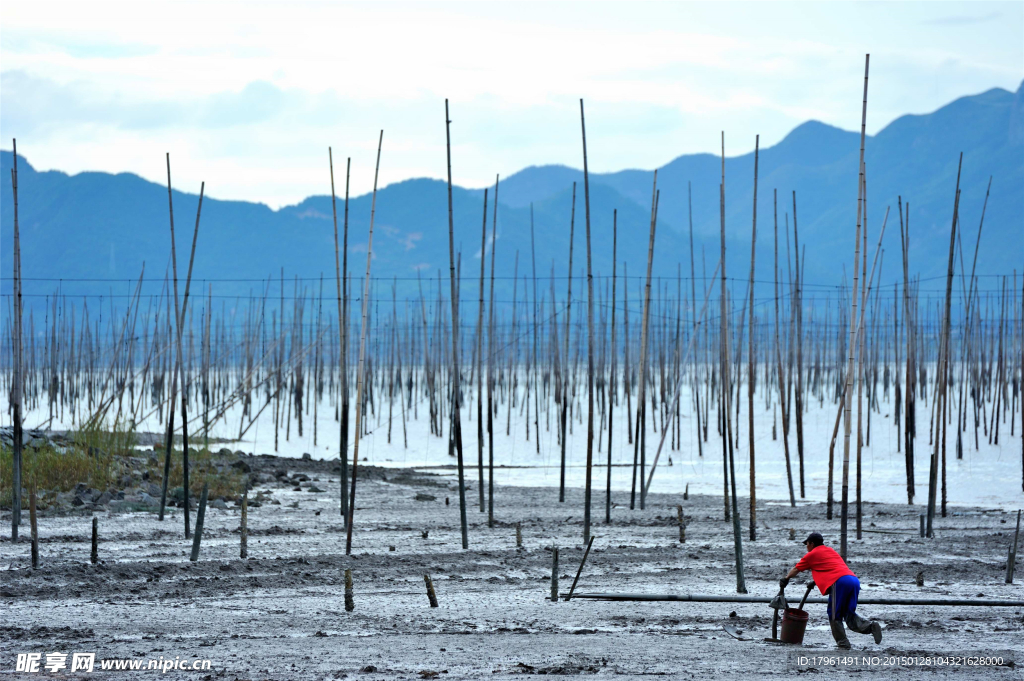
[2,80,1021,314]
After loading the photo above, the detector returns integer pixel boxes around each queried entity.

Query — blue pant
[827,575,860,621]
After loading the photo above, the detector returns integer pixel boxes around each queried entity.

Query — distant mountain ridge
[2,81,1021,312]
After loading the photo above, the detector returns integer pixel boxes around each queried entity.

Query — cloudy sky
[2,1,1021,207]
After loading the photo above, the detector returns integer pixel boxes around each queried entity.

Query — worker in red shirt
[781,532,882,648]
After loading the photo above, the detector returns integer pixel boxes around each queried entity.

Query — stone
[209,499,228,510]
[218,448,234,457]
[414,493,437,502]
[230,459,252,473]
[307,485,325,493]
[301,452,312,461]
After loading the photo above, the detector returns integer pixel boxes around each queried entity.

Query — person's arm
[782,550,814,585]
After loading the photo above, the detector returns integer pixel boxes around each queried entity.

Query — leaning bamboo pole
[841,54,870,561]
[345,130,383,556]
[720,133,746,593]
[328,149,350,520]
[632,173,658,510]
[928,155,962,535]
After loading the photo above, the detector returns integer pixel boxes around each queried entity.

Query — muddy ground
[2,453,1023,680]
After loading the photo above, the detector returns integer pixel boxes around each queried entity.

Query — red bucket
[780,608,809,644]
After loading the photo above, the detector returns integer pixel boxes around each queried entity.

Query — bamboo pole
[328,149,350,520]
[475,188,489,513]
[9,139,23,542]
[487,176,499,528]
[580,99,596,545]
[606,210,617,524]
[559,183,576,503]
[345,130,383,556]
[747,137,759,541]
[841,54,870,561]
[443,102,470,549]
[632,173,658,510]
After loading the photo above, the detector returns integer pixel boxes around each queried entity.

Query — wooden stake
[29,486,38,568]
[550,547,559,602]
[425,574,439,607]
[190,482,209,561]
[240,490,248,559]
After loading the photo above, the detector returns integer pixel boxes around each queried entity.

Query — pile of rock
[0,427,73,452]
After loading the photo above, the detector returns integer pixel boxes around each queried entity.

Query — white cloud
[1,0,1021,207]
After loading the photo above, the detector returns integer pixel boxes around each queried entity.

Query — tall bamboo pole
[476,188,489,513]
[559,183,576,503]
[720,133,746,592]
[606,210,617,524]
[345,130,383,555]
[792,190,805,499]
[841,54,870,561]
[747,136,759,541]
[443,102,470,549]
[580,100,597,545]
[633,175,658,510]
[9,139,23,541]
[486,176,499,528]
[328,150,350,520]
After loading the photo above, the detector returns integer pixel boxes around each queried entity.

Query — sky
[1,0,1022,208]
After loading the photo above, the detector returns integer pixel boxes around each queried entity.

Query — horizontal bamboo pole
[569,592,1024,607]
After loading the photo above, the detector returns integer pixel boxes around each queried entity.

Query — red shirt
[795,545,856,594]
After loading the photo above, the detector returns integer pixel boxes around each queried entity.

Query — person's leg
[845,612,883,644]
[827,585,851,649]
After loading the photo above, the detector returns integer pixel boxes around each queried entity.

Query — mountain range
[2,80,1022,316]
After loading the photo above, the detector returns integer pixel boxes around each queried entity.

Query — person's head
[802,532,824,550]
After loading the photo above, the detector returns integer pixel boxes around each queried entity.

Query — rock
[147,483,161,497]
[218,448,234,457]
[209,499,228,510]
[361,666,378,673]
[230,459,252,473]
[72,495,85,507]
[301,452,312,461]
[307,485,325,493]
[414,493,436,502]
